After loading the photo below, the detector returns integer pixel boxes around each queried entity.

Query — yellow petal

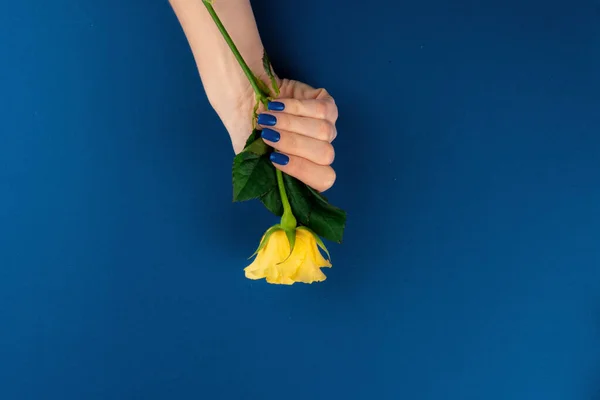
[293,264,327,283]
[288,229,331,283]
[244,230,290,279]
[266,274,294,285]
[244,227,332,285]
[298,229,331,267]
[276,246,305,281]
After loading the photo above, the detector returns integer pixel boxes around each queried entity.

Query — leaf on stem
[307,186,330,204]
[283,174,313,223]
[260,186,283,216]
[244,133,269,156]
[255,78,272,101]
[244,129,261,148]
[232,151,276,202]
[232,129,278,202]
[306,200,346,244]
[258,173,346,243]
[252,97,260,128]
[262,50,280,96]
[233,133,347,243]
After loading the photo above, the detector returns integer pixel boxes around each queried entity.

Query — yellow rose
[245,227,332,285]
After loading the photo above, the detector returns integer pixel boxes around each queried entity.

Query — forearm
[169,0,265,112]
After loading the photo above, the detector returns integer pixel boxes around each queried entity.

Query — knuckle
[290,99,301,114]
[318,121,334,141]
[287,133,299,150]
[315,102,328,119]
[277,114,289,130]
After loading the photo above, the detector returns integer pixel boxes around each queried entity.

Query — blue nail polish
[261,128,280,143]
[268,101,285,111]
[270,152,289,166]
[257,113,277,126]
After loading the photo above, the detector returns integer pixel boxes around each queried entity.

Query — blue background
[1,0,600,399]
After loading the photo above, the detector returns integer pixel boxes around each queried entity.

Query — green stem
[276,169,296,230]
[202,1,267,101]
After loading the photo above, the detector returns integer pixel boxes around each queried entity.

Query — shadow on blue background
[1,1,600,399]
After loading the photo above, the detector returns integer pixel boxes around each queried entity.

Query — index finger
[267,99,338,123]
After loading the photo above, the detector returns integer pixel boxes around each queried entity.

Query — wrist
[211,63,281,144]
[201,41,267,109]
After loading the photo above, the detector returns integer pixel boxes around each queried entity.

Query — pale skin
[169,0,338,192]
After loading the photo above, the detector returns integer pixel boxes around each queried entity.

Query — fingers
[256,89,339,192]
[261,128,334,166]
[267,98,338,123]
[281,81,335,105]
[257,112,337,142]
[269,152,336,193]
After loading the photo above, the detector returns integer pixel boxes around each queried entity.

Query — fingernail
[257,113,277,126]
[261,128,280,143]
[268,101,285,111]
[270,152,289,166]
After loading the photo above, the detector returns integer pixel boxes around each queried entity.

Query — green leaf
[260,186,283,216]
[255,77,272,100]
[282,174,313,224]
[306,186,346,242]
[262,50,280,96]
[298,179,346,243]
[242,129,272,156]
[257,173,347,243]
[252,99,260,128]
[243,129,261,149]
[232,152,277,201]
[307,201,346,244]
[307,186,329,205]
[244,138,269,156]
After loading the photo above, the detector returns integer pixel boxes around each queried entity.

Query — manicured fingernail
[268,101,285,111]
[261,128,280,143]
[270,152,289,166]
[257,113,277,126]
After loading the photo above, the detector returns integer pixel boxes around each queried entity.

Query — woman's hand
[168,1,338,192]
[226,79,339,193]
